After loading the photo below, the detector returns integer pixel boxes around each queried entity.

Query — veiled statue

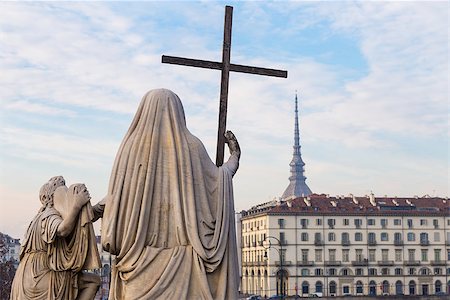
[98,89,241,299]
[10,176,101,300]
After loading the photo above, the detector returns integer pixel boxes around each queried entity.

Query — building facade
[240,195,450,297]
[0,233,20,265]
[240,95,449,297]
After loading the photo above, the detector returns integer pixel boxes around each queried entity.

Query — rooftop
[241,193,449,218]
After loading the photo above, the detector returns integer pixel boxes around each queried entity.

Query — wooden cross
[162,5,287,166]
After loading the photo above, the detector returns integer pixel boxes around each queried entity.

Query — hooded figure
[101,89,240,299]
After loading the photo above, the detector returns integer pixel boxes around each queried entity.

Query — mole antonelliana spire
[281,92,312,199]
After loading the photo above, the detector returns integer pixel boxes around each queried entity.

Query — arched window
[435,280,442,293]
[419,267,430,275]
[329,281,336,295]
[383,280,390,295]
[302,281,309,295]
[315,281,323,293]
[356,281,363,294]
[369,280,377,296]
[409,280,416,295]
[395,280,403,295]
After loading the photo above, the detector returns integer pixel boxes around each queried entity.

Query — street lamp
[263,236,284,299]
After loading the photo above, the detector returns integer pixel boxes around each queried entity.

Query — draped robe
[10,186,101,300]
[102,89,239,299]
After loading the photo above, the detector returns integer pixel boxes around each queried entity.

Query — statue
[98,89,240,299]
[10,176,101,300]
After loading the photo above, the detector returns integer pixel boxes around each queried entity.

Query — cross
[162,5,287,166]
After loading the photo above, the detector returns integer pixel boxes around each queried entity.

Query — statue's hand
[224,130,241,158]
[73,184,91,208]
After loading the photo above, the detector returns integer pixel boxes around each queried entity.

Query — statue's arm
[92,197,107,222]
[57,185,91,237]
[223,130,240,176]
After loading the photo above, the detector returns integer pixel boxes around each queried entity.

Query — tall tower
[281,92,312,199]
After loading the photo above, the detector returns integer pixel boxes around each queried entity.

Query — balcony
[341,240,351,246]
[431,260,446,266]
[420,240,430,246]
[394,240,404,246]
[352,259,368,266]
[325,260,342,266]
[368,240,377,246]
[314,240,324,246]
[297,260,314,266]
[243,261,266,267]
[404,260,421,266]
[275,261,292,266]
[378,260,394,266]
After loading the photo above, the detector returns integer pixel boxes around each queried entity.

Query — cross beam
[162,6,287,166]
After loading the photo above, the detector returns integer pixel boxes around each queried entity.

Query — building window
[381,218,388,228]
[434,249,441,261]
[395,280,403,295]
[369,249,376,262]
[301,268,309,276]
[343,218,349,226]
[434,232,440,242]
[302,281,309,295]
[356,281,363,294]
[395,249,402,261]
[433,219,439,228]
[300,218,308,228]
[407,232,415,241]
[420,232,429,243]
[434,268,442,275]
[327,219,335,228]
[329,281,336,294]
[421,249,428,261]
[408,249,416,261]
[315,268,323,276]
[381,232,389,241]
[394,232,402,243]
[435,280,442,293]
[301,232,308,242]
[329,249,336,261]
[368,218,375,226]
[407,219,413,228]
[355,232,363,241]
[356,268,364,276]
[368,232,376,244]
[354,218,362,228]
[341,232,350,244]
[420,268,429,275]
[395,268,403,275]
[328,232,335,242]
[278,218,285,229]
[394,218,401,226]
[316,218,322,226]
[409,280,416,295]
[302,249,309,262]
[315,249,322,262]
[328,268,336,276]
[447,250,450,261]
[409,268,416,275]
[369,268,377,275]
[342,268,349,276]
[382,249,389,261]
[342,249,349,262]
[314,232,322,244]
[420,219,427,226]
[356,249,363,261]
[343,285,350,294]
[315,281,323,293]
[381,268,390,275]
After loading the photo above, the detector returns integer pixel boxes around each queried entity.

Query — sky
[0,1,448,239]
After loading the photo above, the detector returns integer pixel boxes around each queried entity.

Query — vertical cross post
[216,6,233,167]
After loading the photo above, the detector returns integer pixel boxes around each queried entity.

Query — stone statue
[97,89,240,299]
[10,176,101,300]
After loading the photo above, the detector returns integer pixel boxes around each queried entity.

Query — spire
[281,92,312,199]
